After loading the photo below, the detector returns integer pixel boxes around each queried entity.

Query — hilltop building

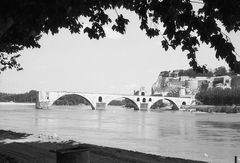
[134,86,147,96]
[151,70,240,98]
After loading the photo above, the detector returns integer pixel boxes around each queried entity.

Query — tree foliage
[0,90,38,103]
[1,0,240,73]
[214,66,227,76]
[195,87,240,105]
[178,68,213,77]
[177,66,236,77]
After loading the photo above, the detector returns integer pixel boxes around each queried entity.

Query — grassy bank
[184,105,240,113]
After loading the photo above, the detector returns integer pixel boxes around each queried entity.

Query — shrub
[220,106,227,113]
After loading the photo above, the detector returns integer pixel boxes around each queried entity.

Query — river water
[0,104,240,163]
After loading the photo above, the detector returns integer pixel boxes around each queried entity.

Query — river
[0,104,239,163]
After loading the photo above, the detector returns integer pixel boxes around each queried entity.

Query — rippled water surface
[1,104,240,163]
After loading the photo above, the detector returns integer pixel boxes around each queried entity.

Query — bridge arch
[163,98,182,110]
[50,93,95,110]
[105,97,139,110]
[164,98,179,110]
[149,98,185,110]
[149,99,163,109]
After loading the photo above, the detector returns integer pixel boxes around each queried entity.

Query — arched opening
[108,97,125,106]
[137,97,140,102]
[98,96,102,102]
[150,99,165,109]
[106,97,139,110]
[142,98,146,102]
[52,94,94,109]
[123,98,139,110]
[149,98,152,102]
[163,98,178,110]
[141,92,145,96]
[182,101,186,105]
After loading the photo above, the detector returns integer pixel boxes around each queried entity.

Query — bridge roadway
[35,91,195,110]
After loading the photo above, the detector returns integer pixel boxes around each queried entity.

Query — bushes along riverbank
[183,105,240,113]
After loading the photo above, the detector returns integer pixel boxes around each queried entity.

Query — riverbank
[182,105,240,113]
[0,130,207,163]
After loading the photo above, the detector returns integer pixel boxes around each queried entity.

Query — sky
[1,9,239,95]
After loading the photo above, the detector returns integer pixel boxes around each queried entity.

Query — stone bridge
[35,91,195,110]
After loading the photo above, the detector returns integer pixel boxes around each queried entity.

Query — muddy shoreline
[0,130,207,163]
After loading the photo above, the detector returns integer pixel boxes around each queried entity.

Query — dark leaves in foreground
[0,0,240,73]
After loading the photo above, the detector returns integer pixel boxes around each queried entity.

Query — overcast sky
[1,9,238,95]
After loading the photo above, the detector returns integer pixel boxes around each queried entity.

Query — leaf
[161,40,169,51]
[111,14,129,34]
[146,28,159,38]
[187,53,195,59]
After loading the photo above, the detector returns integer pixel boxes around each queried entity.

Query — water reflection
[196,120,240,142]
[197,120,240,130]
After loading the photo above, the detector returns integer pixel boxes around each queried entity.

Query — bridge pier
[140,103,149,110]
[35,91,52,109]
[36,101,51,109]
[95,102,106,110]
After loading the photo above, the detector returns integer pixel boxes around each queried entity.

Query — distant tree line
[177,69,214,78]
[195,87,240,105]
[177,66,232,78]
[161,66,237,78]
[0,90,38,103]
